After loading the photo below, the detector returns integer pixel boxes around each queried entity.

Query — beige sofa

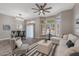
[55,34,79,56]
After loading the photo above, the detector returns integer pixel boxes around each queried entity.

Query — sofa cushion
[63,34,68,40]
[64,47,79,56]
[75,39,79,47]
[59,39,68,47]
[70,52,79,56]
[55,45,68,56]
[68,34,78,43]
[66,40,74,48]
[64,47,76,56]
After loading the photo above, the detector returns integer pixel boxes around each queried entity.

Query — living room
[0,3,79,56]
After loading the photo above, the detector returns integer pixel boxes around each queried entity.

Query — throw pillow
[15,38,22,48]
[66,40,74,48]
[68,34,78,43]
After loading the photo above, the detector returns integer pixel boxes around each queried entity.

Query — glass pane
[26,25,34,38]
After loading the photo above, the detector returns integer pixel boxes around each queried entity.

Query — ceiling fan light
[40,10,43,13]
[32,3,52,15]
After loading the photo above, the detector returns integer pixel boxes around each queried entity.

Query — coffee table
[37,40,52,55]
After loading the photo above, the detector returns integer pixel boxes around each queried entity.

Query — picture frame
[76,19,79,24]
[3,25,10,31]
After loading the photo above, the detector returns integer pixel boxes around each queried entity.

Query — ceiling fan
[32,3,52,15]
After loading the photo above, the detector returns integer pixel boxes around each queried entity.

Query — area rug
[24,42,58,56]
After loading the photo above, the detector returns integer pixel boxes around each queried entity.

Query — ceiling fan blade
[34,11,39,13]
[32,8,39,10]
[43,12,45,15]
[44,11,50,13]
[44,7,52,10]
[35,4,40,9]
[43,3,47,8]
[39,12,41,15]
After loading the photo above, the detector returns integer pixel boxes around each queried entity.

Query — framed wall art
[3,25,11,31]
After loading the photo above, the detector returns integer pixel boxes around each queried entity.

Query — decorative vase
[44,39,47,43]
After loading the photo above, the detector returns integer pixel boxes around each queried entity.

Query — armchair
[11,38,29,56]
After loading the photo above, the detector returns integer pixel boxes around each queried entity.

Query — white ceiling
[0,3,75,19]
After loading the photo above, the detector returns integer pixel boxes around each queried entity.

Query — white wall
[73,4,79,36]
[61,9,73,34]
[0,14,24,39]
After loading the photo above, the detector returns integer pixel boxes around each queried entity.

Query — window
[26,21,35,38]
[26,24,34,38]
